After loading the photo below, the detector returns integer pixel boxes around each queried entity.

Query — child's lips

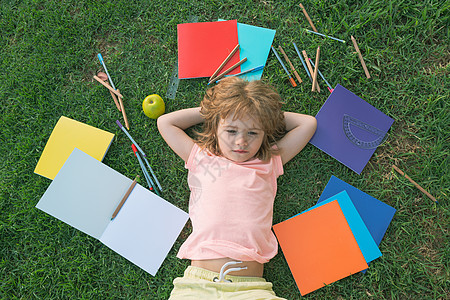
[233,149,248,154]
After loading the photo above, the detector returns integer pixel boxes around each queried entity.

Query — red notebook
[273,200,368,296]
[177,20,241,79]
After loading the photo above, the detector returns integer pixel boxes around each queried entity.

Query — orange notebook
[177,20,240,78]
[273,200,368,296]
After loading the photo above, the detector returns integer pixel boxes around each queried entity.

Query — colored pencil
[309,58,333,93]
[271,46,297,87]
[392,165,437,204]
[208,57,247,84]
[111,175,139,220]
[116,120,145,156]
[351,35,371,78]
[278,45,302,84]
[209,44,240,81]
[305,29,346,43]
[93,75,124,98]
[97,53,129,128]
[142,155,163,192]
[132,144,155,192]
[293,42,312,81]
[311,46,320,92]
[116,121,162,192]
[299,3,318,32]
[97,53,117,90]
[302,50,320,92]
[215,65,265,82]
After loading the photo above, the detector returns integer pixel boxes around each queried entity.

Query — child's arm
[157,107,203,162]
[277,112,317,165]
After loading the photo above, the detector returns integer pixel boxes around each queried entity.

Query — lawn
[1,0,448,299]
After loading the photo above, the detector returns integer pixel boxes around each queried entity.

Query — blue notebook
[318,176,396,247]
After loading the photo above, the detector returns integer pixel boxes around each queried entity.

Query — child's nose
[236,133,248,146]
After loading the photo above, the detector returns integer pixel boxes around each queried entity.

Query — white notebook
[36,148,189,275]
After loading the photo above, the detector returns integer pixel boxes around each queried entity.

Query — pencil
[116,120,161,192]
[116,89,129,129]
[97,72,121,111]
[111,175,139,220]
[216,65,264,82]
[209,44,240,81]
[132,144,155,192]
[351,35,371,79]
[208,57,247,84]
[293,42,311,81]
[142,155,163,192]
[302,50,320,92]
[309,58,333,93]
[311,46,320,92]
[271,46,297,87]
[116,120,145,156]
[278,45,302,84]
[392,165,437,204]
[93,75,124,98]
[305,29,346,43]
[299,3,318,32]
[97,53,117,90]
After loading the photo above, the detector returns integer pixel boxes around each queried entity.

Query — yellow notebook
[34,116,115,180]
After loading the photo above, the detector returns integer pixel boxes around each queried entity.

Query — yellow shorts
[169,266,286,300]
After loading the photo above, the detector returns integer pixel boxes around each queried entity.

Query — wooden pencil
[299,3,318,32]
[311,46,320,92]
[351,35,371,79]
[209,44,240,81]
[111,175,139,220]
[93,75,124,98]
[392,165,437,203]
[117,89,129,129]
[208,57,247,84]
[278,45,303,84]
[97,72,121,111]
[302,50,320,92]
[109,90,121,111]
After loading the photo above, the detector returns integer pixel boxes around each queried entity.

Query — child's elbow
[307,115,317,132]
[156,114,168,134]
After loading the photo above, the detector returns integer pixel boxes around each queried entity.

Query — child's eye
[248,131,258,136]
[226,129,237,134]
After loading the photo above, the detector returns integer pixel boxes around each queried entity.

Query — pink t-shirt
[177,143,284,264]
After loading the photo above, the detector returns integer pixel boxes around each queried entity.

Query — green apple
[142,94,165,119]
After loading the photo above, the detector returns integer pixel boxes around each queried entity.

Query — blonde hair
[196,77,286,161]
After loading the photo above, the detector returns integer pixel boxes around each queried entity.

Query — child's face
[217,113,264,162]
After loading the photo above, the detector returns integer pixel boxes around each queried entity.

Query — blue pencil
[97,53,117,90]
[305,29,346,43]
[216,65,265,82]
[142,156,163,192]
[117,120,163,192]
[116,120,146,156]
[292,42,312,81]
[271,46,297,87]
[308,58,333,92]
[132,144,157,193]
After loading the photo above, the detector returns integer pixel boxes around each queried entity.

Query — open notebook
[36,148,189,275]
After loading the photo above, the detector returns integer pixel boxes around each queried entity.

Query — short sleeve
[185,143,200,170]
[272,154,284,178]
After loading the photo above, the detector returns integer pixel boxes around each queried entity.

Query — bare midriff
[191,258,264,277]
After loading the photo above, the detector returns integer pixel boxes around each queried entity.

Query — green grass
[1,0,448,299]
